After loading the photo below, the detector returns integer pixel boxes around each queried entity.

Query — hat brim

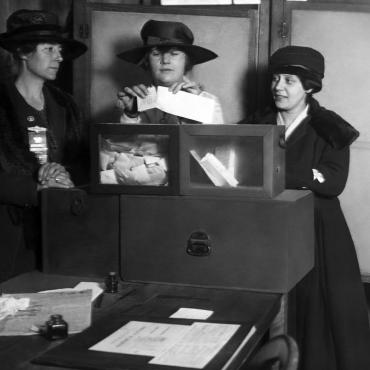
[117,43,217,65]
[0,34,87,60]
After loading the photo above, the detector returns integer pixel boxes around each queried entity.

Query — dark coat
[0,79,88,282]
[243,98,370,370]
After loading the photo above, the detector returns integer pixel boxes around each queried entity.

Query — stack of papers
[190,150,239,187]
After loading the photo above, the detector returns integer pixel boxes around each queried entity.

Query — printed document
[137,86,216,124]
[89,320,240,368]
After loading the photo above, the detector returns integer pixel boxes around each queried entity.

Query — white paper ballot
[170,308,214,320]
[89,320,240,369]
[137,86,216,124]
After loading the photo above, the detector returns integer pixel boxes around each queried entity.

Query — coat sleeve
[313,144,349,197]
[0,172,38,206]
[286,141,349,198]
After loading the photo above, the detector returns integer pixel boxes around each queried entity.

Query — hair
[12,42,39,61]
[299,77,322,95]
[140,46,194,73]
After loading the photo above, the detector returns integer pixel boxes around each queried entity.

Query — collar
[277,104,309,139]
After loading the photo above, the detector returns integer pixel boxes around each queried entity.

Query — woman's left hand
[168,76,203,95]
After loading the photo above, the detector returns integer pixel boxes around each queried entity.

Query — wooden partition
[73,1,262,124]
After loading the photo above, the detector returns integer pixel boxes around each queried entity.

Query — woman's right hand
[37,175,73,190]
[116,84,149,114]
[37,162,74,190]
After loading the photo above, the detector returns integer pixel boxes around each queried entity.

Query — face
[271,73,310,114]
[22,43,63,81]
[148,47,187,87]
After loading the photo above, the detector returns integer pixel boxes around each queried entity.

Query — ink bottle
[44,314,68,340]
[105,271,119,293]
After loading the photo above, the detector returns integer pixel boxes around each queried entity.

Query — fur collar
[308,97,359,149]
[243,98,359,149]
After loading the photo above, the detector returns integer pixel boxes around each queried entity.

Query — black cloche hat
[269,45,325,93]
[0,9,87,60]
[117,19,217,65]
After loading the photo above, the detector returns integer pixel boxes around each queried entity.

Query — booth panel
[120,190,314,293]
[42,189,120,277]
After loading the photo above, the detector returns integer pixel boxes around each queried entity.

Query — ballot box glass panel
[180,124,285,198]
[91,124,285,197]
[90,124,180,194]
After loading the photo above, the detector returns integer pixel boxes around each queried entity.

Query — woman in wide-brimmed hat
[242,45,370,370]
[116,19,224,125]
[0,9,88,282]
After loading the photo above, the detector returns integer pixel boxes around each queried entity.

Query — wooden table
[0,272,281,370]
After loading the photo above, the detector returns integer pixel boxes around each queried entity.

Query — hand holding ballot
[117,79,216,124]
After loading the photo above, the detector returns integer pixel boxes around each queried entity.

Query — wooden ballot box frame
[179,124,285,198]
[89,124,285,198]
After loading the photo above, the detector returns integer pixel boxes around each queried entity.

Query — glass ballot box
[90,124,285,197]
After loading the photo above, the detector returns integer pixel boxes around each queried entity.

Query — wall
[290,6,370,274]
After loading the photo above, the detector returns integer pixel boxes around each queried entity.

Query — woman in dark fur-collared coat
[242,46,370,370]
[0,9,88,282]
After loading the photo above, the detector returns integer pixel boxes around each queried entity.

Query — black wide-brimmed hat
[0,9,87,60]
[117,19,217,65]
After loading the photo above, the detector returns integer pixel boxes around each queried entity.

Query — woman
[0,9,87,282]
[116,19,224,125]
[244,45,370,370]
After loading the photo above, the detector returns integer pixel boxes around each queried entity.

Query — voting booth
[32,123,314,370]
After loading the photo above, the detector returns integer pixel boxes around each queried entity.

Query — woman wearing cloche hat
[242,45,370,370]
[116,19,224,125]
[0,9,88,282]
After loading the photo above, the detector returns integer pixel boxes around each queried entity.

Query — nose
[160,52,171,64]
[55,50,63,62]
[273,77,284,91]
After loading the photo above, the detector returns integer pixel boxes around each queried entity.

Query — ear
[16,48,28,61]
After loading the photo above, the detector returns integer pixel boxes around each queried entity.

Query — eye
[272,75,279,83]
[150,49,160,57]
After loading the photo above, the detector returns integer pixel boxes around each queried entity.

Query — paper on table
[170,307,214,320]
[0,290,92,336]
[89,321,189,356]
[39,281,104,302]
[149,322,240,368]
[89,320,240,369]
[137,86,216,124]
